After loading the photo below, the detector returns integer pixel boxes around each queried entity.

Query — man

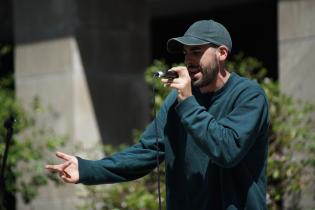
[46,19,269,210]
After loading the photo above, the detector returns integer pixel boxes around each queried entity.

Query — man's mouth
[187,65,200,73]
[187,65,200,78]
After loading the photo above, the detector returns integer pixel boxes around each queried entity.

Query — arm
[45,91,177,185]
[45,122,166,185]
[175,88,269,168]
[77,139,163,185]
[76,91,178,185]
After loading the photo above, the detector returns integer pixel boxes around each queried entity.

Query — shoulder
[229,73,268,106]
[231,73,266,95]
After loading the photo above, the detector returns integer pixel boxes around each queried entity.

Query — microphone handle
[155,71,178,79]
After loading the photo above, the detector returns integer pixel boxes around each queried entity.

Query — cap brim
[167,36,210,53]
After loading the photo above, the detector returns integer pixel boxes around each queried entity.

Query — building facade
[0,0,314,209]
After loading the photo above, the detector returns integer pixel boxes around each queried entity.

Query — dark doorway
[150,1,278,79]
[0,0,14,90]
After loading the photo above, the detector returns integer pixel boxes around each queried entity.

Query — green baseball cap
[167,19,232,53]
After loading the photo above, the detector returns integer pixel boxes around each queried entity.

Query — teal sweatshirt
[77,72,269,210]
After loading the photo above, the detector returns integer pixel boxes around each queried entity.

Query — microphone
[154,70,178,79]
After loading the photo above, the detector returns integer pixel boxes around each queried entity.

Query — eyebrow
[183,46,202,52]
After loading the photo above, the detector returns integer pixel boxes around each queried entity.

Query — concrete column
[279,0,315,103]
[13,0,150,209]
[15,35,101,210]
[278,0,315,208]
[15,37,101,147]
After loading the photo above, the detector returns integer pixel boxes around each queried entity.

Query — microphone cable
[152,74,163,210]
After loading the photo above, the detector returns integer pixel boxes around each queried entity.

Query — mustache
[187,64,199,68]
[187,65,200,72]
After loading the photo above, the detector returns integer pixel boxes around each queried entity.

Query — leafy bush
[78,55,315,210]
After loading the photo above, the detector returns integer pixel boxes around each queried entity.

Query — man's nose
[184,54,193,64]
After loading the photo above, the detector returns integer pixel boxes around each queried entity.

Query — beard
[192,60,219,88]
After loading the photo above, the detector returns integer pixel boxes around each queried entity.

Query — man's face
[183,44,219,88]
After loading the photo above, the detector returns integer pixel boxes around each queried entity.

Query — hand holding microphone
[157,67,192,101]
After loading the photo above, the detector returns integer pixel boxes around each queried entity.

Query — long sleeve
[77,91,178,185]
[175,85,269,168]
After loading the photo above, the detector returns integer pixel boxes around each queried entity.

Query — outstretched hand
[45,151,79,184]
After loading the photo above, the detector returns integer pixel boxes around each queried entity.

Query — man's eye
[191,50,201,55]
[183,49,202,56]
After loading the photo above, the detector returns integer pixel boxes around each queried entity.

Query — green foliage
[78,55,315,210]
[0,44,14,91]
[0,46,65,208]
[227,52,268,82]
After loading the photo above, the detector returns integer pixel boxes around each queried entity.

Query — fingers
[162,77,188,89]
[169,66,190,77]
[45,151,72,172]
[45,164,60,172]
[161,78,178,86]
[59,166,71,179]
[61,161,72,171]
[161,67,189,83]
[46,161,76,183]
[45,152,79,184]
[60,173,74,183]
[55,151,73,161]
[45,161,71,173]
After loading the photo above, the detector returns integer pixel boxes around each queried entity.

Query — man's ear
[217,46,229,61]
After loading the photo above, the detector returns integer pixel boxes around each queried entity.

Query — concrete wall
[279,0,315,104]
[13,0,150,209]
[278,0,315,208]
[15,37,101,147]
[14,0,151,146]
[75,0,151,145]
[14,35,100,210]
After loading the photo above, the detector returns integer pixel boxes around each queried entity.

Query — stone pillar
[13,0,150,209]
[15,37,101,147]
[278,0,315,208]
[279,0,315,103]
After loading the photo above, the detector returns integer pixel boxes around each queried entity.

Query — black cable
[152,79,162,210]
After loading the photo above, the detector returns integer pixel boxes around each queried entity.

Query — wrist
[177,93,192,102]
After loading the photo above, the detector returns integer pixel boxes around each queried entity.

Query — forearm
[175,94,268,167]
[77,143,164,185]
[76,92,177,185]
